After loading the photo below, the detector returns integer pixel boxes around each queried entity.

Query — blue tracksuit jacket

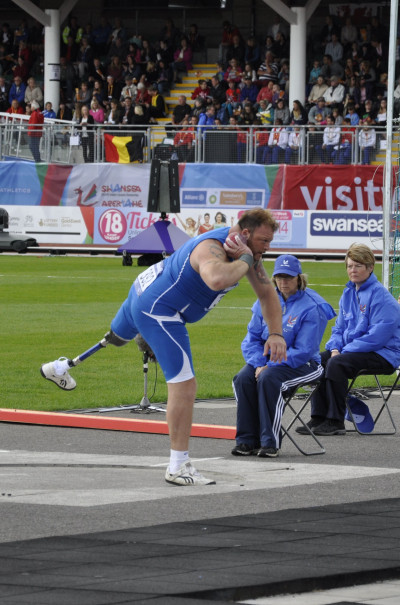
[241,287,336,369]
[326,273,400,368]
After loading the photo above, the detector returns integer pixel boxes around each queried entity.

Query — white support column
[289,7,307,107]
[382,0,399,290]
[44,9,60,111]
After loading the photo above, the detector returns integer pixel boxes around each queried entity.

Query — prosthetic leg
[41,331,166,413]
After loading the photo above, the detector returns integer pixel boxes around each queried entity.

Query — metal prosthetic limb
[67,331,128,368]
[64,331,165,414]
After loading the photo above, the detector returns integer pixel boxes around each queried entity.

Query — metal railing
[0,113,390,166]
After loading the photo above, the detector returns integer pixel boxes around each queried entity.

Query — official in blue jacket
[298,243,400,437]
[232,254,336,458]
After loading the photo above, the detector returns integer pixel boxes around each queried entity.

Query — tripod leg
[139,358,151,409]
[130,351,166,414]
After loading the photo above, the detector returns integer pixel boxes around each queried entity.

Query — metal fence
[0,113,389,166]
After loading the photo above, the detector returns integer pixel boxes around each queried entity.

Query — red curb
[0,408,236,440]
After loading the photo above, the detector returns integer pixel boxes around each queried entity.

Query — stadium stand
[0,7,394,165]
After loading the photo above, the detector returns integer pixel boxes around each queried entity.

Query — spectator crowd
[0,11,395,164]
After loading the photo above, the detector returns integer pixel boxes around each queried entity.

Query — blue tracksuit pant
[311,350,394,421]
[233,360,323,449]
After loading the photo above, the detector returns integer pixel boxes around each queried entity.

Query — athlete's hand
[264,335,287,363]
[223,232,253,260]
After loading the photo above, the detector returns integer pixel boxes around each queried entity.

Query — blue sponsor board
[0,161,42,205]
[181,190,208,205]
[246,191,263,206]
[311,213,382,237]
[181,189,264,207]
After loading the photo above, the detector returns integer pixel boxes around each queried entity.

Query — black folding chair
[345,368,399,436]
[281,379,326,456]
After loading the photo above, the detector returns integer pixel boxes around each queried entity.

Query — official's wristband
[238,253,254,269]
[268,333,285,339]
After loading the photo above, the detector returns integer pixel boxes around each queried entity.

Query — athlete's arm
[190,239,251,291]
[247,260,287,363]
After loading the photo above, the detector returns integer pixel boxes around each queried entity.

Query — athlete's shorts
[111,284,195,383]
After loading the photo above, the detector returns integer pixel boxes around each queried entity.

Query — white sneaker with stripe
[165,461,216,486]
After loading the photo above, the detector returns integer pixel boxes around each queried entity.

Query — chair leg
[282,401,326,456]
[281,384,326,456]
[371,373,398,432]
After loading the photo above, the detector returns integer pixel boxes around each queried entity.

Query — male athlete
[41,208,287,485]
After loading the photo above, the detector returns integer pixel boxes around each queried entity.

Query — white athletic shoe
[165,461,216,486]
[40,357,76,391]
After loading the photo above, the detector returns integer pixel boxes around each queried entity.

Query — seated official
[232,255,336,458]
[297,243,400,437]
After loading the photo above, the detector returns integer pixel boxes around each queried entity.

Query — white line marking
[1,451,399,507]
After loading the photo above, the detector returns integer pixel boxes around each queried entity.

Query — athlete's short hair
[345,243,375,268]
[238,208,279,233]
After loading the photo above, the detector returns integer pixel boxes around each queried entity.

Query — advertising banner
[0,162,150,209]
[282,164,393,212]
[166,209,382,251]
[179,163,284,209]
[4,206,384,251]
[270,210,308,249]
[308,211,383,250]
[93,208,168,245]
[0,162,394,213]
[60,164,150,209]
[6,206,93,244]
[102,208,307,250]
[0,161,389,252]
[0,162,43,205]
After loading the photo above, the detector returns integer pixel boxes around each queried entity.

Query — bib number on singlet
[134,261,164,296]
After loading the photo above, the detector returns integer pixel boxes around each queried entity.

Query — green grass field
[0,254,386,412]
